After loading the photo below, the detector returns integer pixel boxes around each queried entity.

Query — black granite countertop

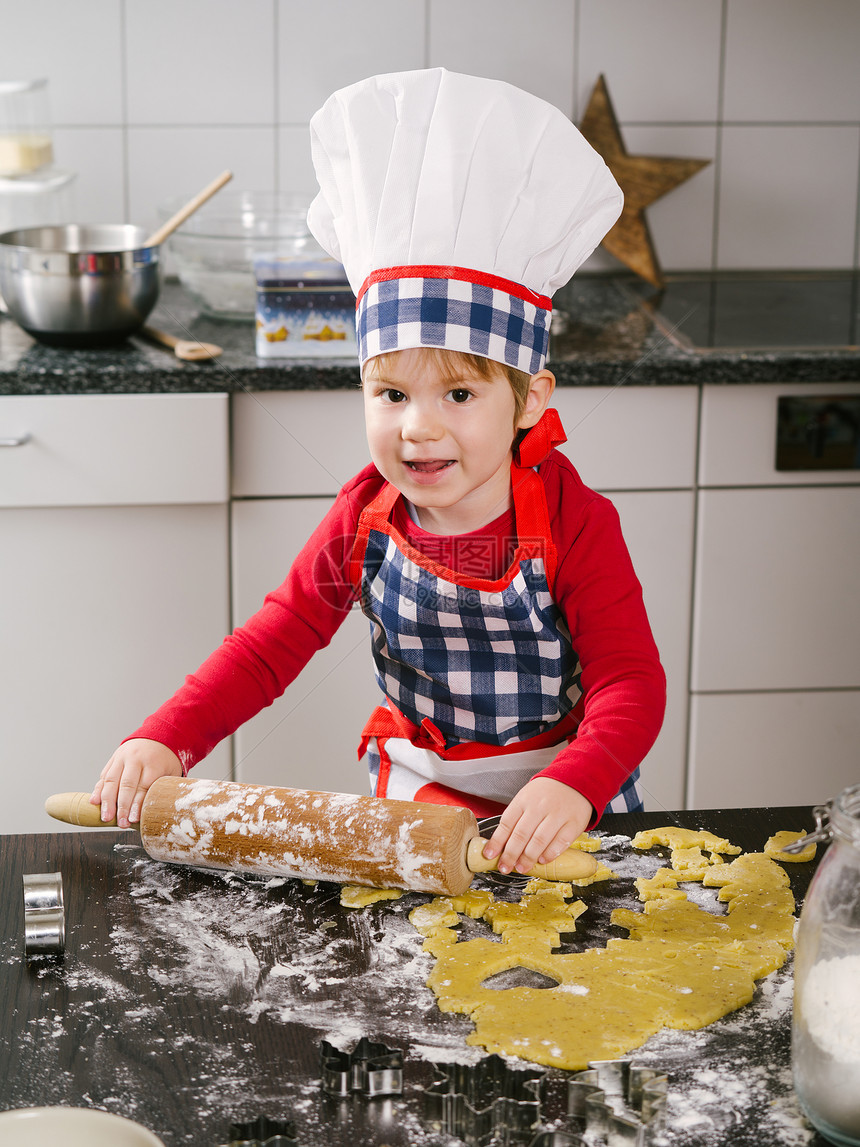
[1,273,858,396]
[0,806,829,1147]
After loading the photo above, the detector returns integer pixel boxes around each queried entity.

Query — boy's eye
[449,388,473,404]
[381,388,406,403]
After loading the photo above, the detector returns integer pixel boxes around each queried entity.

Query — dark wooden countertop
[0,806,826,1146]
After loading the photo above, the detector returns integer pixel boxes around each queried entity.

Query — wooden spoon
[143,169,233,248]
[142,325,222,361]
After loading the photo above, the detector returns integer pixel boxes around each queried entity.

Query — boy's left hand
[482,777,593,876]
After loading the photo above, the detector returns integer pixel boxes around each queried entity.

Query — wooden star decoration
[578,74,711,288]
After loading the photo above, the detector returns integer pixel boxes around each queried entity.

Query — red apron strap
[510,465,558,590]
[509,408,566,592]
[348,481,401,591]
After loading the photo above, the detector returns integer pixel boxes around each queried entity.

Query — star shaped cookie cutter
[425,1053,544,1145]
[560,1059,669,1145]
[319,1036,404,1097]
[223,1114,297,1145]
[526,1133,587,1147]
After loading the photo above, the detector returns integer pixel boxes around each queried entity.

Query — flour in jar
[794,953,860,1141]
[802,954,860,1063]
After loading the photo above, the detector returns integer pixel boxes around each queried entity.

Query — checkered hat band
[357,275,550,375]
[361,530,582,747]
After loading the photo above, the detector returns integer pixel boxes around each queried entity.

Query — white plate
[0,1107,164,1145]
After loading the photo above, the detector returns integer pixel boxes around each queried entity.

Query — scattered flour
[631,963,815,1146]
[1,830,821,1147]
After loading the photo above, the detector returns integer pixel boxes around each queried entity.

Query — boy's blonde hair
[364,347,533,426]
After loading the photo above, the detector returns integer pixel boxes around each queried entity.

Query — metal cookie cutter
[527,1134,587,1147]
[319,1036,404,1097]
[22,871,65,957]
[425,1054,544,1146]
[561,1059,668,1146]
[224,1115,297,1145]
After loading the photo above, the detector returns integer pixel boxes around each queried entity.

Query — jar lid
[781,782,860,853]
[831,782,860,845]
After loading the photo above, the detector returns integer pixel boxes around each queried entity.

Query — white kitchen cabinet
[692,486,860,692]
[687,690,860,809]
[231,391,376,793]
[0,394,231,834]
[607,491,695,813]
[552,386,699,492]
[698,380,860,488]
[0,393,228,507]
[232,389,368,497]
[231,497,381,794]
[688,382,860,808]
[554,386,699,816]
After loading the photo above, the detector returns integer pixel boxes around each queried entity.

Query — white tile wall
[278,0,426,123]
[723,0,860,123]
[127,126,277,236]
[125,0,277,126]
[0,0,124,125]
[52,128,125,224]
[1,0,858,272]
[718,125,860,269]
[429,0,576,112]
[577,0,723,122]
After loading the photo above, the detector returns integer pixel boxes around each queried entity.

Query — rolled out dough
[408,828,800,1070]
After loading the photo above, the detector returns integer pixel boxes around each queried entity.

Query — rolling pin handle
[465,836,598,881]
[44,792,119,828]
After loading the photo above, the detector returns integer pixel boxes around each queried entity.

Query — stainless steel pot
[0,223,160,347]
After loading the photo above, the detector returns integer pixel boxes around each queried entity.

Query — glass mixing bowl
[158,190,313,320]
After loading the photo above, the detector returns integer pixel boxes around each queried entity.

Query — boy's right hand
[90,739,183,828]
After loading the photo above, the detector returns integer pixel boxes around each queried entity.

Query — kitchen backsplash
[0,0,858,274]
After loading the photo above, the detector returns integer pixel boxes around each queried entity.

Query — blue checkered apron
[350,455,642,817]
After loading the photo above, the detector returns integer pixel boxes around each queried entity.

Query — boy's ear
[517,369,556,429]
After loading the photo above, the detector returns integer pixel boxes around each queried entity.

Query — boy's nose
[401,402,443,441]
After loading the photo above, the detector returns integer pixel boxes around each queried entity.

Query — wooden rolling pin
[45,776,598,895]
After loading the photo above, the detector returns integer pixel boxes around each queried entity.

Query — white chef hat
[307,68,622,375]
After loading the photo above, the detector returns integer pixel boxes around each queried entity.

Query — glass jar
[0,79,54,177]
[792,783,860,1146]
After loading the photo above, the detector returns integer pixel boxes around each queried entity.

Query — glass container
[792,782,860,1146]
[0,166,75,234]
[157,189,312,319]
[0,79,53,177]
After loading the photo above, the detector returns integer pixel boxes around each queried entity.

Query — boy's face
[362,348,522,535]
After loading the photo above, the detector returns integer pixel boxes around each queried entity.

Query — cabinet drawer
[687,690,860,809]
[609,490,695,810]
[0,393,228,507]
[233,386,699,498]
[699,382,860,487]
[231,497,380,794]
[692,486,860,691]
[553,386,698,490]
[232,391,369,497]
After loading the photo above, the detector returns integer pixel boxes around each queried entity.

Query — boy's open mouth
[406,460,455,473]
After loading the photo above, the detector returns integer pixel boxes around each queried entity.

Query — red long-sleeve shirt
[130,449,665,821]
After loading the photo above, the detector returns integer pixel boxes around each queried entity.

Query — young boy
[91,70,665,877]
